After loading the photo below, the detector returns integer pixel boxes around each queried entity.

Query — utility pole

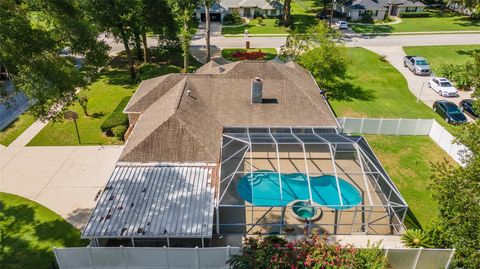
[329,0,336,27]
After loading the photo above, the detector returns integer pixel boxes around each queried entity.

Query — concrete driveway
[364,46,475,121]
[0,145,122,229]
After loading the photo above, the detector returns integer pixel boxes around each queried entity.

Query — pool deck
[233,150,397,235]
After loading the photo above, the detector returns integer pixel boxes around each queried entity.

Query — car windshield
[440,82,452,87]
[445,104,461,113]
[416,60,428,65]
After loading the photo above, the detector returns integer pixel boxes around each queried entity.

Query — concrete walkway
[8,119,48,147]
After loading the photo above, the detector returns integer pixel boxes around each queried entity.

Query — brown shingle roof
[120,61,338,163]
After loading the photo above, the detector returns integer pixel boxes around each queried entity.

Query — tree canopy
[0,0,108,120]
[429,68,480,267]
[281,22,350,93]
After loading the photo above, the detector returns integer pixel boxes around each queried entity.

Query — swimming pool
[237,170,362,210]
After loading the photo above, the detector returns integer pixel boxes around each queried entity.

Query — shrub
[253,11,264,19]
[231,50,266,60]
[399,12,431,18]
[223,12,243,25]
[438,63,474,90]
[360,13,374,23]
[354,241,387,269]
[100,97,129,136]
[256,17,264,25]
[227,235,387,269]
[77,93,89,116]
[401,229,433,248]
[111,125,127,140]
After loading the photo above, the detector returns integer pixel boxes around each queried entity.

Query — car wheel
[404,62,407,67]
[445,117,450,123]
[433,106,436,112]
[460,106,464,112]
[439,91,442,96]
[413,69,417,75]
[428,82,431,88]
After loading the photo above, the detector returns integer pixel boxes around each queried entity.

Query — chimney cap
[254,77,261,81]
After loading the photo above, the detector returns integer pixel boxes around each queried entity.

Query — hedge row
[399,12,431,18]
[100,97,129,137]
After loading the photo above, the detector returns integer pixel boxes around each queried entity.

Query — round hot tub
[287,200,323,222]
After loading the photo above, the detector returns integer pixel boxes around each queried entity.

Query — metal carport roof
[82,163,216,239]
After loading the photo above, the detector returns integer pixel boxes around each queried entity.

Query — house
[196,0,283,22]
[337,0,426,21]
[81,60,408,249]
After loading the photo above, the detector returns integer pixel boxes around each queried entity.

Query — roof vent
[251,77,263,104]
[219,66,225,73]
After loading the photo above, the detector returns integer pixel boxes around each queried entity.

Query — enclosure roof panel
[82,163,216,239]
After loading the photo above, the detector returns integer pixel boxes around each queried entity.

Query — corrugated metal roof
[82,163,216,239]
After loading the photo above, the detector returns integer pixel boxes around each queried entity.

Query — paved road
[344,33,480,47]
[103,27,480,54]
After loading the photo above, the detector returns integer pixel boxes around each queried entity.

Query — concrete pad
[333,235,405,248]
[0,145,123,229]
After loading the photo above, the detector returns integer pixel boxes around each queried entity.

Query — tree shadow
[327,81,376,102]
[91,112,105,119]
[35,220,87,247]
[403,208,423,230]
[0,197,87,269]
[65,208,94,230]
[456,49,480,56]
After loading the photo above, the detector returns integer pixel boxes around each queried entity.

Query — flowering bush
[231,50,266,60]
[227,235,387,269]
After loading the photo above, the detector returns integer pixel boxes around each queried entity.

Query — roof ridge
[173,78,188,111]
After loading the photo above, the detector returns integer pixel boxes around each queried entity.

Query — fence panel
[338,118,433,136]
[339,117,468,166]
[416,248,455,269]
[55,247,240,269]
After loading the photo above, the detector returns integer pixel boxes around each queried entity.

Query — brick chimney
[251,77,262,104]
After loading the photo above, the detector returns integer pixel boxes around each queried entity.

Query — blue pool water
[237,170,362,210]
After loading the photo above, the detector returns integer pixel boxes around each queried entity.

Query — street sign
[64,110,78,120]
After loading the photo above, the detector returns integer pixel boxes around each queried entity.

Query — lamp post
[417,72,435,102]
[64,110,81,144]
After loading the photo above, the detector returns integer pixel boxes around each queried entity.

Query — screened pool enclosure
[216,127,408,236]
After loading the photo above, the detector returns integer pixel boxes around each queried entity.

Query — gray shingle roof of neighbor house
[220,0,283,9]
[121,60,339,163]
[81,164,216,239]
[348,0,425,10]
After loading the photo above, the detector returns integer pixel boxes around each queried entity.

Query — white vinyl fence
[54,247,455,269]
[338,118,469,166]
[384,248,455,269]
[54,246,241,269]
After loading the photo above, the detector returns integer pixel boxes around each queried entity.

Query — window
[271,9,277,16]
[406,7,417,12]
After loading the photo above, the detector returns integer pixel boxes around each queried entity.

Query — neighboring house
[196,0,283,22]
[81,60,408,249]
[337,0,426,21]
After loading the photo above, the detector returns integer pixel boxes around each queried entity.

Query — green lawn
[221,48,278,61]
[222,18,288,35]
[29,49,201,146]
[366,135,456,229]
[329,48,456,133]
[0,113,36,146]
[222,0,318,35]
[403,45,480,73]
[350,9,480,34]
[0,192,87,269]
